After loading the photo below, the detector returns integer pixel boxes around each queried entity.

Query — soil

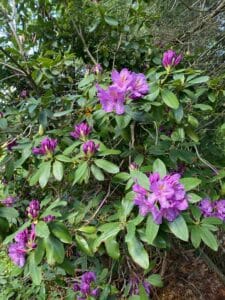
[156,249,225,300]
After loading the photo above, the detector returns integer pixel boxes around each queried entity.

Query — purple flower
[129,277,151,296]
[8,243,26,267]
[133,172,188,224]
[7,140,17,151]
[32,137,57,156]
[92,63,102,74]
[199,199,225,221]
[70,122,92,140]
[129,162,139,171]
[43,215,55,223]
[162,50,182,70]
[97,84,126,115]
[129,73,149,99]
[73,283,80,292]
[80,282,91,295]
[15,229,29,244]
[20,90,29,98]
[27,224,37,250]
[214,200,225,221]
[8,225,36,267]
[91,288,100,297]
[73,271,99,299]
[27,200,40,219]
[111,68,134,92]
[0,112,3,118]
[82,140,99,156]
[199,199,213,217]
[81,271,96,284]
[2,196,16,207]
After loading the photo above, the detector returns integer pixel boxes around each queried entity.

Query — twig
[198,248,225,285]
[84,183,117,225]
[194,145,218,175]
[72,20,97,65]
[160,251,167,277]
[0,46,40,94]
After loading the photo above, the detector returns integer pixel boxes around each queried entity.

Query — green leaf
[187,76,209,85]
[29,166,43,186]
[120,191,134,221]
[113,172,130,182]
[147,274,163,287]
[53,110,73,117]
[201,217,222,225]
[91,164,105,181]
[145,215,159,245]
[180,177,201,191]
[115,114,131,129]
[161,89,179,109]
[49,222,72,244]
[188,193,202,203]
[93,222,121,252]
[39,161,51,188]
[193,104,212,111]
[75,234,93,256]
[34,238,45,265]
[55,154,73,163]
[199,227,218,251]
[78,226,96,234]
[153,159,167,177]
[126,223,149,269]
[44,235,65,264]
[191,226,201,248]
[35,221,50,238]
[167,215,189,241]
[29,252,42,285]
[130,170,149,190]
[94,159,119,174]
[104,16,119,26]
[105,237,120,260]
[73,161,89,184]
[52,160,64,181]
[0,207,18,219]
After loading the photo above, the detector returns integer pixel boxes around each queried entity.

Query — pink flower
[96,84,126,115]
[162,50,182,70]
[82,140,99,156]
[133,172,188,224]
[111,68,134,92]
[70,122,92,140]
[32,137,57,156]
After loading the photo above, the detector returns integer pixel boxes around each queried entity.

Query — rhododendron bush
[1,40,225,299]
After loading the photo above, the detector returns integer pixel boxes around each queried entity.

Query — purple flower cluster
[70,122,92,140]
[43,215,55,223]
[2,196,16,207]
[27,199,40,219]
[7,140,17,151]
[133,172,188,224]
[129,277,151,296]
[97,68,149,115]
[82,140,99,156]
[199,199,225,221]
[32,137,57,156]
[8,224,36,267]
[92,63,102,74]
[162,50,182,70]
[73,271,99,299]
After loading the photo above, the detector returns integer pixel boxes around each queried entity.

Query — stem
[72,20,97,65]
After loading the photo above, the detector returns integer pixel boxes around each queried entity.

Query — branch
[0,46,40,94]
[72,20,97,65]
[178,0,225,42]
